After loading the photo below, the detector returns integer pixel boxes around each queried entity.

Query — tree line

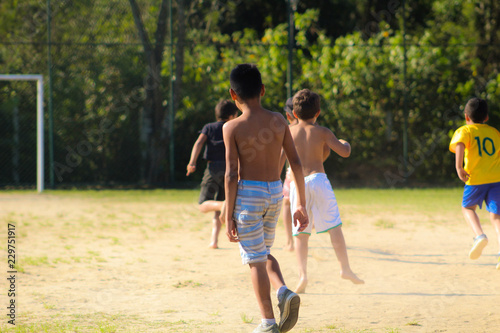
[0,0,499,187]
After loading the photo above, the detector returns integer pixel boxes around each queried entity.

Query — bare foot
[340,270,364,284]
[208,242,218,249]
[283,243,294,252]
[294,278,308,294]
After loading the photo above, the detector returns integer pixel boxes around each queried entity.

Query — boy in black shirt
[187,100,239,248]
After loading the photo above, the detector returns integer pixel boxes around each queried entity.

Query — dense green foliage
[0,0,499,187]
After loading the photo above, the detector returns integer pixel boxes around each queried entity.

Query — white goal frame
[0,75,44,193]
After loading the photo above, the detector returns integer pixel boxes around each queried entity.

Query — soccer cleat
[277,289,300,333]
[469,234,488,260]
[253,323,280,333]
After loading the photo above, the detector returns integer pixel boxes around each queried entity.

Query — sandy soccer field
[1,189,499,332]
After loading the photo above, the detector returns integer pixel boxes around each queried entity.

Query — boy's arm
[186,133,207,176]
[279,149,287,174]
[454,142,470,183]
[223,123,239,242]
[325,129,351,158]
[282,125,309,231]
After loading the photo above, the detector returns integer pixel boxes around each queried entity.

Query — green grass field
[0,188,498,333]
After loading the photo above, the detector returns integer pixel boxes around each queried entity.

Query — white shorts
[290,173,342,235]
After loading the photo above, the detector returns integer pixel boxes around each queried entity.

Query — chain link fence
[1,1,499,189]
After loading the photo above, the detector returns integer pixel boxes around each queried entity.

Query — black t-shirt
[201,120,225,162]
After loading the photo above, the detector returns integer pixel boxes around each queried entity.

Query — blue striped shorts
[233,180,283,265]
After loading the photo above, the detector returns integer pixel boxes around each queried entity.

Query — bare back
[230,108,288,181]
[290,121,350,177]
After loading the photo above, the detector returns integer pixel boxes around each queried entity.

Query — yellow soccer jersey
[449,124,500,185]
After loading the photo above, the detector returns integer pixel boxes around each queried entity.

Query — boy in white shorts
[281,98,331,252]
[288,89,364,293]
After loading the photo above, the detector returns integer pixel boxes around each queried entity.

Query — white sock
[277,285,288,298]
[262,318,276,326]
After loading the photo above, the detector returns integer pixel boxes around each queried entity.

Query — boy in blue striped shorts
[223,64,309,333]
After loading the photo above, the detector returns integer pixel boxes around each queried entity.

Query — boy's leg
[198,199,223,249]
[266,254,285,290]
[492,213,500,270]
[266,254,300,333]
[249,261,275,320]
[208,210,221,249]
[462,205,484,236]
[219,200,226,225]
[282,197,294,251]
[328,227,364,284]
[294,233,309,293]
[462,206,489,259]
[490,212,500,254]
[199,200,223,213]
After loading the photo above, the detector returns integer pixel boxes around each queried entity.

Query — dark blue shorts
[462,182,500,214]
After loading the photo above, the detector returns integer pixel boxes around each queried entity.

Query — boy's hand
[293,205,309,232]
[186,164,196,176]
[226,218,239,242]
[457,167,470,183]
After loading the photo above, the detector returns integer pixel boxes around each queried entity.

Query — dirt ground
[1,191,499,333]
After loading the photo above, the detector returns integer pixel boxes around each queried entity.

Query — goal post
[0,75,44,193]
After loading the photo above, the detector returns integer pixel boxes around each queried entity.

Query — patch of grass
[43,189,200,203]
[405,320,421,326]
[14,264,25,273]
[158,223,172,230]
[240,312,254,324]
[80,220,95,228]
[43,303,56,309]
[190,222,205,232]
[52,257,71,264]
[22,256,50,266]
[374,219,394,229]
[384,328,401,333]
[173,280,203,288]
[336,188,463,217]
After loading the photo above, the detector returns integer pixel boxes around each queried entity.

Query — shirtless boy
[223,64,309,333]
[288,89,364,293]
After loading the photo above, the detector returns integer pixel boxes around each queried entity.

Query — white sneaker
[469,234,488,260]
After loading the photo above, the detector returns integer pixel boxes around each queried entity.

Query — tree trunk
[129,0,170,185]
[174,0,187,109]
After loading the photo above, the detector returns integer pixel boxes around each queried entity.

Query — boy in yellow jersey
[449,98,500,269]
